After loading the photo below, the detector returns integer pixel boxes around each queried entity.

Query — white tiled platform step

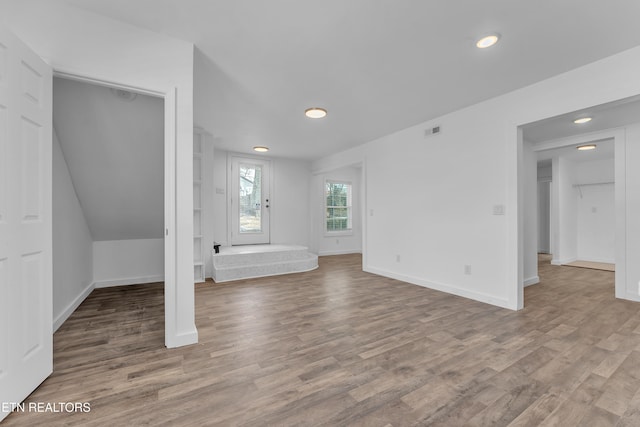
[212,244,318,283]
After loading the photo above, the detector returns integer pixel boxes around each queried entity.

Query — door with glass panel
[230,157,270,245]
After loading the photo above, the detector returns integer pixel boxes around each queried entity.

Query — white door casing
[230,156,271,245]
[0,27,53,421]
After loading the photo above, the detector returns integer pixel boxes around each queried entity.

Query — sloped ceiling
[59,0,640,159]
[53,77,164,241]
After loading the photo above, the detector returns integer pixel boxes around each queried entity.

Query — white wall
[311,166,363,256]
[523,141,538,286]
[537,162,552,254]
[271,157,312,246]
[213,148,228,246]
[93,239,164,287]
[314,45,640,310]
[537,181,551,253]
[625,123,640,298]
[575,158,615,263]
[2,2,197,346]
[201,132,215,279]
[553,157,578,264]
[52,130,93,331]
[213,150,311,248]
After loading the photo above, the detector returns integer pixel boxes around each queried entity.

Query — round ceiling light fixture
[253,146,269,152]
[573,117,592,124]
[577,144,596,151]
[476,34,500,49]
[304,107,327,119]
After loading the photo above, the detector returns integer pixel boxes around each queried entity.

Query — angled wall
[52,130,93,331]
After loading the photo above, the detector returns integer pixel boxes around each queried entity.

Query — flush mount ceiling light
[577,144,597,151]
[304,107,327,119]
[253,146,269,152]
[476,34,500,48]
[573,117,592,124]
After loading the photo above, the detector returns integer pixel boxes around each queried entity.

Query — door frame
[515,126,628,308]
[52,70,185,347]
[227,153,272,245]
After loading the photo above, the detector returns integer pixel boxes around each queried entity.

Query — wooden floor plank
[4,253,640,426]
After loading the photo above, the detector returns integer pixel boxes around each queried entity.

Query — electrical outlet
[396,255,401,263]
[464,265,472,275]
[370,209,374,216]
[336,239,339,244]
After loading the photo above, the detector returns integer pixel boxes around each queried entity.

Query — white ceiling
[523,95,640,144]
[58,0,640,160]
[536,139,615,166]
[53,77,164,241]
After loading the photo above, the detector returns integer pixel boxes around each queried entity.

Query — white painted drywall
[575,158,615,263]
[201,132,215,279]
[213,148,229,246]
[313,45,640,309]
[93,239,164,287]
[52,130,93,331]
[537,182,551,254]
[311,166,363,256]
[523,142,539,286]
[213,150,312,249]
[53,77,164,241]
[554,157,578,264]
[3,2,197,346]
[537,162,552,254]
[625,123,640,298]
[271,157,312,247]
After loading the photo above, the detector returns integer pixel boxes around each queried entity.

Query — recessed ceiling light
[304,107,327,119]
[577,144,596,151]
[573,117,592,124]
[476,34,500,49]
[253,146,269,152]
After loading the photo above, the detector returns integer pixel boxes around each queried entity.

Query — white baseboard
[318,249,362,256]
[165,328,199,348]
[551,257,576,266]
[53,281,95,332]
[363,265,513,310]
[524,276,540,287]
[578,257,615,264]
[94,275,165,288]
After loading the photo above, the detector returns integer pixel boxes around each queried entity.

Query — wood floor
[5,254,640,426]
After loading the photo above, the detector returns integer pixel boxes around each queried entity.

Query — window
[325,181,352,234]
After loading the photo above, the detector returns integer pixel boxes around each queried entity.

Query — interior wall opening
[52,75,165,332]
[518,94,640,307]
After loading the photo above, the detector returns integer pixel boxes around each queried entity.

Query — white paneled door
[0,27,53,422]
[230,156,270,245]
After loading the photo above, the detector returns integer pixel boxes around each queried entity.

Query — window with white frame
[325,180,352,234]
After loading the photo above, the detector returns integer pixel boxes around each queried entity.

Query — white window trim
[324,179,353,237]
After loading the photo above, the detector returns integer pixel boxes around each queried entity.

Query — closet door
[0,26,53,421]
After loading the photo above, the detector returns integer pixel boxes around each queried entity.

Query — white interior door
[0,27,53,421]
[230,156,270,245]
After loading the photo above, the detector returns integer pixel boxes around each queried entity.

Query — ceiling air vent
[424,126,441,137]
[110,87,137,102]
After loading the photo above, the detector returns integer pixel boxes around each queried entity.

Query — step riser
[212,256,318,283]
[211,245,319,283]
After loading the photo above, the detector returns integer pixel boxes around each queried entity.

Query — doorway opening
[51,73,172,337]
[228,155,271,245]
[517,94,640,307]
